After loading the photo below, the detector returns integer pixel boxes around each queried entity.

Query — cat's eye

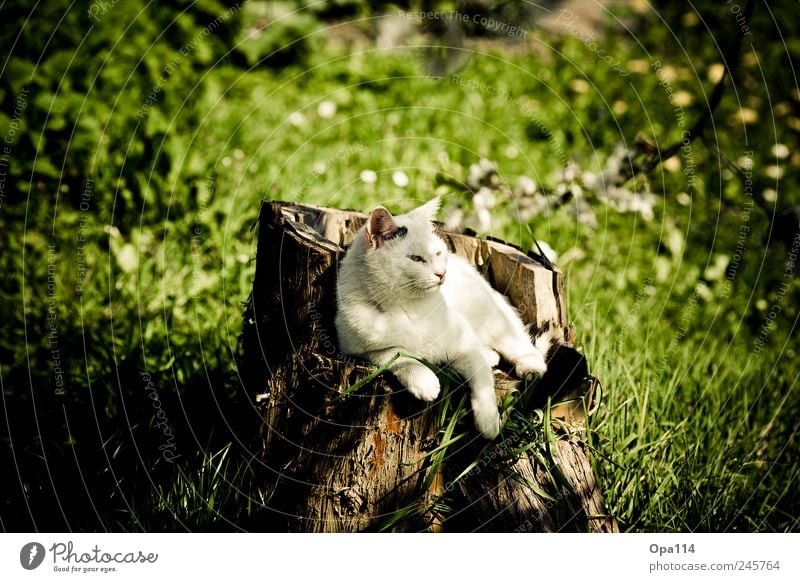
[409,255,426,263]
[436,251,442,256]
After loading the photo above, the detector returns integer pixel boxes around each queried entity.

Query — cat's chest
[387,300,441,325]
[383,297,451,338]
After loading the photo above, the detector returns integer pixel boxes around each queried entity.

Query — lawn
[1,0,797,531]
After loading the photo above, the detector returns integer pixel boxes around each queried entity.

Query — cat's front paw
[515,352,547,380]
[472,396,501,439]
[405,366,441,402]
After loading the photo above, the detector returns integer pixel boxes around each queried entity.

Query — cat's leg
[481,347,501,368]
[450,348,500,439]
[493,328,551,381]
[474,287,553,381]
[367,349,441,401]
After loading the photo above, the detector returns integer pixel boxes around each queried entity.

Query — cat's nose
[435,271,446,281]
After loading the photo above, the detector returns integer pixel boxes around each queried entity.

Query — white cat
[334,199,555,439]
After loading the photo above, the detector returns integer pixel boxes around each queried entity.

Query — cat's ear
[366,206,398,248]
[409,197,441,223]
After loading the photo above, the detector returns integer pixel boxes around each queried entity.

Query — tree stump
[242,200,618,533]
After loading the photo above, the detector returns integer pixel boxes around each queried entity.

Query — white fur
[335,199,555,439]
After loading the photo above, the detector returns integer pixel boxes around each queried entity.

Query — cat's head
[359,198,449,298]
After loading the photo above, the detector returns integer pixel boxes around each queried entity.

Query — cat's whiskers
[367,278,438,303]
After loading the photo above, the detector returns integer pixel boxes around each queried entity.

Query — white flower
[289,112,306,127]
[467,166,482,190]
[672,91,694,107]
[558,161,580,183]
[475,207,492,232]
[115,244,138,273]
[765,165,784,179]
[317,100,337,119]
[707,63,725,84]
[359,170,377,184]
[772,143,789,159]
[572,197,598,227]
[518,193,548,220]
[473,186,497,209]
[514,176,537,197]
[581,146,632,195]
[737,155,753,170]
[607,144,630,174]
[467,158,498,189]
[473,187,497,232]
[478,158,497,174]
[581,171,601,192]
[392,170,409,188]
[601,186,657,221]
[630,193,656,221]
[663,156,682,173]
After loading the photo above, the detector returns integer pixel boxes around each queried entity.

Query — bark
[242,200,618,532]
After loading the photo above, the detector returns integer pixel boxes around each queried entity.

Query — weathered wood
[242,200,617,532]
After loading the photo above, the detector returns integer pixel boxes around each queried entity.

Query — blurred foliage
[0,0,797,531]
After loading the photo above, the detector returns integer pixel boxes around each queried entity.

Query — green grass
[1,0,798,531]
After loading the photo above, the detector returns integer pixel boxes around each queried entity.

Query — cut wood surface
[242,200,618,532]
